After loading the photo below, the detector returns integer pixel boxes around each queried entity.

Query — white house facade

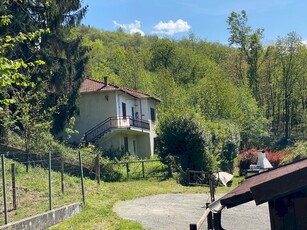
[71,77,160,158]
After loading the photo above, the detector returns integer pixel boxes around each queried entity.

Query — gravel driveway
[113,193,270,230]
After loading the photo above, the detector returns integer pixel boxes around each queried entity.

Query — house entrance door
[124,137,128,153]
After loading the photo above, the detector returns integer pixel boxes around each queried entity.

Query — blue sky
[81,0,307,44]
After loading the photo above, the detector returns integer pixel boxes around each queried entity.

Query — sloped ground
[114,193,270,230]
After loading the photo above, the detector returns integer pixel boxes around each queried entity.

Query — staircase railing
[82,116,150,144]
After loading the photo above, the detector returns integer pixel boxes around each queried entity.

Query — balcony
[83,116,150,144]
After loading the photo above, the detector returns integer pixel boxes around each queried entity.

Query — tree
[12,87,61,153]
[196,71,243,121]
[0,0,88,134]
[205,120,241,172]
[0,15,45,143]
[150,38,176,70]
[157,116,211,171]
[275,32,305,143]
[227,10,266,103]
[119,47,144,90]
[0,15,44,108]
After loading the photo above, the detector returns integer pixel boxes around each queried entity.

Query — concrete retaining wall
[0,203,82,230]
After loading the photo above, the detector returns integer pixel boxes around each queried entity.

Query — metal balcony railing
[82,116,150,144]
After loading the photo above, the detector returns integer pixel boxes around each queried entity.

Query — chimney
[257,150,273,169]
[104,76,108,86]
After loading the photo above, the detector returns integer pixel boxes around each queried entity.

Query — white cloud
[152,19,191,35]
[113,20,145,36]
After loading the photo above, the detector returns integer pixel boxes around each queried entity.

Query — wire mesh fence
[0,143,171,225]
[0,152,85,226]
[104,160,170,181]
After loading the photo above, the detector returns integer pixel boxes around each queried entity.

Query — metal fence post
[11,163,17,210]
[126,162,129,178]
[95,154,100,185]
[1,155,8,224]
[48,151,52,210]
[61,157,64,194]
[209,177,215,202]
[78,151,85,205]
[142,161,145,178]
[26,153,29,173]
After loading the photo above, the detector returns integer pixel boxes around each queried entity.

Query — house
[70,77,161,158]
[208,158,307,230]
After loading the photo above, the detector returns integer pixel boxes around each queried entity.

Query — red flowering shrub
[238,148,290,175]
[266,150,290,167]
[238,148,258,174]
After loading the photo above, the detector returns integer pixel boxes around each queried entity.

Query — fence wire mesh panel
[0,152,84,225]
[105,160,169,181]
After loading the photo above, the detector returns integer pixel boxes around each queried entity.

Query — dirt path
[114,193,270,230]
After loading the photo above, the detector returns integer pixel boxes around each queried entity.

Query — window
[122,102,127,119]
[150,108,156,122]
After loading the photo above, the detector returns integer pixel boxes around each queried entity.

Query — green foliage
[196,71,242,120]
[0,15,45,109]
[227,10,266,102]
[1,0,89,134]
[11,87,64,152]
[274,32,305,143]
[65,116,79,140]
[282,141,307,164]
[157,116,212,171]
[236,86,271,148]
[99,157,123,182]
[150,38,176,70]
[205,120,241,172]
[3,6,306,167]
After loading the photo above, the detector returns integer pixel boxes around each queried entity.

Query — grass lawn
[51,178,233,229]
[0,158,236,229]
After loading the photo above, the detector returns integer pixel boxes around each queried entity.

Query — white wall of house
[136,134,151,158]
[98,131,151,158]
[71,91,117,143]
[117,93,138,118]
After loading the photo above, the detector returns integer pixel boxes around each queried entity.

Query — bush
[238,148,258,175]
[157,116,211,171]
[282,141,307,164]
[266,150,290,167]
[99,157,123,182]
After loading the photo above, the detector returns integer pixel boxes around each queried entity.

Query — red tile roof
[80,79,161,102]
[220,158,307,208]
